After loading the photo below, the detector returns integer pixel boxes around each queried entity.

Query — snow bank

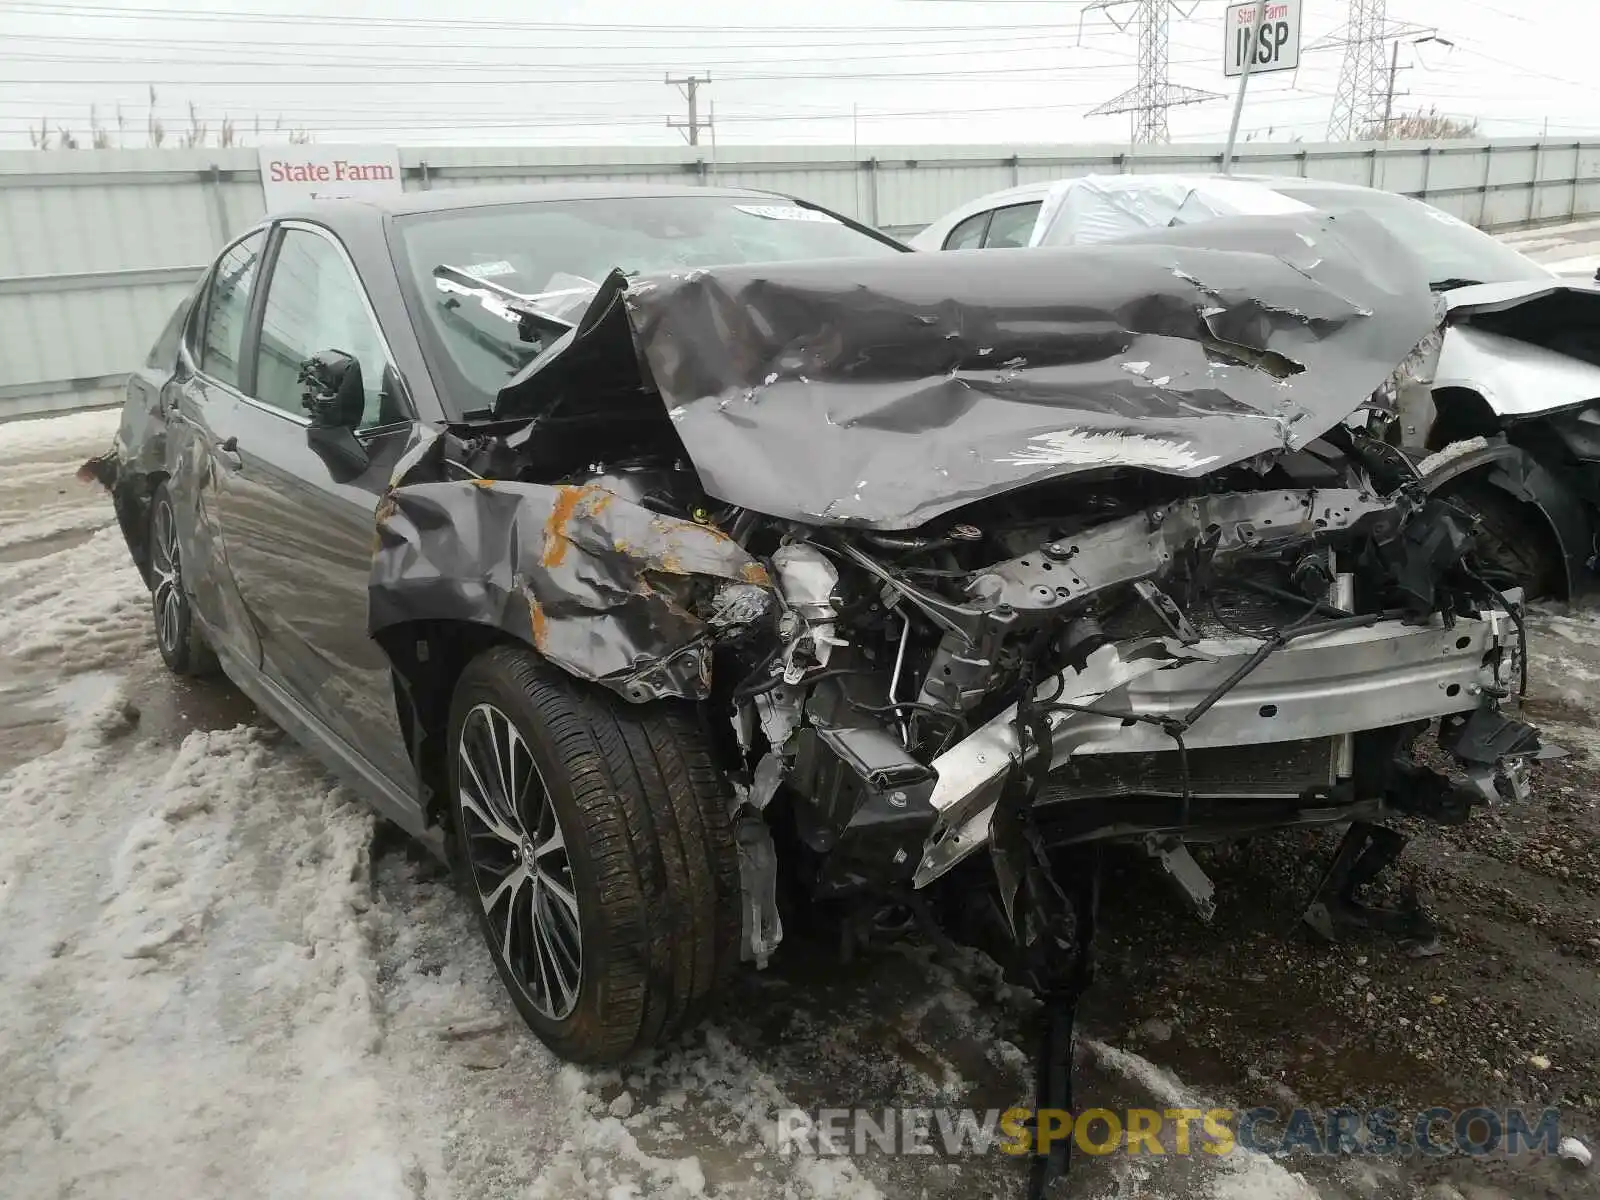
[0,673,429,1198]
[0,526,151,674]
[1415,436,1489,479]
[1084,1041,1320,1200]
[0,501,120,552]
[0,407,119,458]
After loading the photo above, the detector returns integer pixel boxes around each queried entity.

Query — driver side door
[205,220,420,800]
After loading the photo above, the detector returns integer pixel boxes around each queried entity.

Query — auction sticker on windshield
[734,204,840,222]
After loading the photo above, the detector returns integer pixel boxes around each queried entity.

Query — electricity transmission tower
[1324,0,1389,140]
[1084,0,1224,144]
[1317,0,1439,140]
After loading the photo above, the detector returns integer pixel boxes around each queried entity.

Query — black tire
[446,644,741,1064]
[147,482,217,676]
[1435,478,1563,600]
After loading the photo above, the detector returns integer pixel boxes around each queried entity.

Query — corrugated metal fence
[4,136,1599,421]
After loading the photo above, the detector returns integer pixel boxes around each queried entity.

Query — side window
[199,232,265,388]
[253,228,400,428]
[942,211,991,251]
[982,202,1042,249]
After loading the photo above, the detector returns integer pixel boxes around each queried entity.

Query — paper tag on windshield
[734,204,839,223]
[460,260,517,278]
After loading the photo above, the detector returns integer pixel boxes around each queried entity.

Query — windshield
[392,195,903,414]
[1263,185,1553,289]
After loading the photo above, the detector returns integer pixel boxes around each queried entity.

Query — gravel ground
[2,410,1595,1200]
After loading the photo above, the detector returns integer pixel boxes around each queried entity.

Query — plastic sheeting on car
[496,209,1445,530]
[1031,174,1312,249]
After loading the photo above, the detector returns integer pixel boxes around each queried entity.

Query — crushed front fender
[370,464,774,702]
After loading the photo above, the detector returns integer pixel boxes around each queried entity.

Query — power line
[0,56,1220,85]
[6,91,1362,134]
[0,98,1136,133]
[1083,0,1225,144]
[0,0,1101,34]
[0,39,1153,74]
[0,27,1147,53]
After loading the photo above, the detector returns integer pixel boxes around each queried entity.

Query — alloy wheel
[149,496,184,657]
[456,702,583,1021]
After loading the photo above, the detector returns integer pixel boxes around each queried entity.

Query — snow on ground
[8,404,1588,1200]
[0,406,119,455]
[0,404,1341,1200]
[0,412,943,1200]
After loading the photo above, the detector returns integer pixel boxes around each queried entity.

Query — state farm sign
[258,145,403,211]
[1224,0,1302,77]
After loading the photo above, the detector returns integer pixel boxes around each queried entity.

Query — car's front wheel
[1435,477,1563,601]
[147,482,216,676]
[447,644,741,1063]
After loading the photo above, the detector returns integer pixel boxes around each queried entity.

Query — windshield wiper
[1428,277,1485,291]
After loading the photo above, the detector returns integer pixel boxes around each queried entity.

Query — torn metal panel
[914,606,1519,887]
[1436,282,1600,418]
[496,211,1441,530]
[1435,324,1600,420]
[967,487,1394,614]
[370,456,774,703]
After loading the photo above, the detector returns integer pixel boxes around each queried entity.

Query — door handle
[215,435,243,471]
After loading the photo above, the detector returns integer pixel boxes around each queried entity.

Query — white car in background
[916,175,1600,598]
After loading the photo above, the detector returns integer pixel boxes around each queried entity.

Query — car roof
[270,180,792,224]
[1009,172,1384,196]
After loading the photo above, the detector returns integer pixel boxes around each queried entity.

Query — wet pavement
[3,413,1597,1200]
[0,423,260,775]
[1503,218,1600,279]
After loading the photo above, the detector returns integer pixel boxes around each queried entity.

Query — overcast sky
[0,0,1593,150]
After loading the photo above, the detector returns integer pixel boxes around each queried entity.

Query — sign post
[1221,0,1302,173]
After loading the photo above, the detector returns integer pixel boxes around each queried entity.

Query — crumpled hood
[496,210,1442,530]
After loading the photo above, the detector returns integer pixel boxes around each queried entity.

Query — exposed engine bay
[369,212,1544,1195]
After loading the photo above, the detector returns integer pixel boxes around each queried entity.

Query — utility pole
[1083,0,1224,145]
[666,74,713,146]
[1380,37,1401,138]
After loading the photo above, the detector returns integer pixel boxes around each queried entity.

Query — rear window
[392,195,902,414]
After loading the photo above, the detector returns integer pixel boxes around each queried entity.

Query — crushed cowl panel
[370,432,774,703]
[496,210,1443,530]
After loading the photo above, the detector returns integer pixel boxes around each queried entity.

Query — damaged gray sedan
[88,185,1540,1182]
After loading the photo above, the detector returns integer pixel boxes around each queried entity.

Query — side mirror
[299,349,370,477]
[300,349,363,427]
